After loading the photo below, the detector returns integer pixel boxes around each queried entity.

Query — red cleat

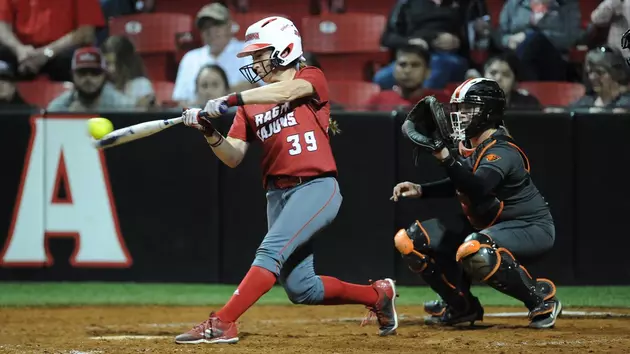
[361,278,399,336]
[175,312,239,344]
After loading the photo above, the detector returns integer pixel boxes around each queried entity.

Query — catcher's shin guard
[394,221,472,313]
[456,233,557,312]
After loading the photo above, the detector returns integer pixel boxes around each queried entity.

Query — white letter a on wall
[1,116,132,267]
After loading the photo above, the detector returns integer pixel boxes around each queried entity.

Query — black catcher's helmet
[449,78,506,141]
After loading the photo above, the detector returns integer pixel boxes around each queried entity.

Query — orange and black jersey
[420,129,551,227]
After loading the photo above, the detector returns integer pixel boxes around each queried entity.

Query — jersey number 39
[287,131,318,156]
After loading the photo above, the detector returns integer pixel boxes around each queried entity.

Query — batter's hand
[182,108,217,137]
[391,182,422,201]
[203,96,229,118]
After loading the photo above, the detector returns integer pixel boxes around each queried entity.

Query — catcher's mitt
[401,95,452,152]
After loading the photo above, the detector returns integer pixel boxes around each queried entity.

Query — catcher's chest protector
[456,134,530,230]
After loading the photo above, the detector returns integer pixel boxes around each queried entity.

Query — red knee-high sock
[319,276,378,306]
[216,266,277,322]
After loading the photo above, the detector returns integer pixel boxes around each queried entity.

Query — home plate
[90,335,170,341]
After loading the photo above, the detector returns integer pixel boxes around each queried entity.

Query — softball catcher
[392,78,561,329]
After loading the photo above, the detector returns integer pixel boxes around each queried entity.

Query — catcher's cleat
[529,297,562,329]
[528,278,562,329]
[424,299,447,317]
[424,296,484,326]
[361,278,399,336]
[175,312,239,344]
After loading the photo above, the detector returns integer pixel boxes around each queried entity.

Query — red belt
[267,172,335,189]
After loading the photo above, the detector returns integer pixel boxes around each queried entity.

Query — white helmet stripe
[450,77,493,102]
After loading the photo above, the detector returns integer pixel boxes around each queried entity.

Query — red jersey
[228,66,337,185]
[0,0,105,47]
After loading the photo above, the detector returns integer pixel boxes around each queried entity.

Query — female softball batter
[175,16,397,345]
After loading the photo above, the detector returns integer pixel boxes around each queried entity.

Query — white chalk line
[0,346,104,354]
[90,335,170,341]
[89,309,630,341]
[131,310,630,329]
[491,338,624,348]
[255,310,630,324]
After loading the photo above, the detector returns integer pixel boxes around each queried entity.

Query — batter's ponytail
[295,56,340,135]
[329,117,341,135]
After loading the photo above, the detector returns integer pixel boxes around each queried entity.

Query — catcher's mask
[449,78,506,142]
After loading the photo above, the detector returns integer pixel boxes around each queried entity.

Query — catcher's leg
[394,218,483,325]
[457,223,561,329]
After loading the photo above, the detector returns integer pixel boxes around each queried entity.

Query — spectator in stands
[498,0,580,82]
[374,0,468,90]
[483,53,542,110]
[461,0,500,78]
[0,60,29,108]
[569,46,630,112]
[590,0,630,59]
[0,0,105,82]
[172,2,252,106]
[192,64,234,111]
[101,35,155,109]
[47,47,137,112]
[366,45,431,111]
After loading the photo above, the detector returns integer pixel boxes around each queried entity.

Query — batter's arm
[204,134,249,168]
[237,79,314,105]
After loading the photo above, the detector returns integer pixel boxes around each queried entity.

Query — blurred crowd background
[0,0,626,114]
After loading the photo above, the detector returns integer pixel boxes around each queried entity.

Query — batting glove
[182,108,216,137]
[203,96,229,118]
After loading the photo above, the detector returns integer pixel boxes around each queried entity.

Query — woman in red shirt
[176,16,398,345]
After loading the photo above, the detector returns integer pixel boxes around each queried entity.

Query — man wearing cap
[47,47,137,112]
[172,2,253,106]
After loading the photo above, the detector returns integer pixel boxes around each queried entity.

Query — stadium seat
[242,0,317,30]
[445,82,461,95]
[301,13,389,81]
[109,13,194,81]
[517,81,585,107]
[328,81,380,109]
[487,1,503,28]
[302,13,385,53]
[151,81,176,106]
[153,0,203,17]
[17,81,73,109]
[231,12,291,40]
[422,89,452,104]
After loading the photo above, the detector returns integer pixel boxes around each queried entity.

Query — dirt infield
[1,305,630,353]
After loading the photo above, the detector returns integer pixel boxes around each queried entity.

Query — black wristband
[226,93,245,107]
[208,133,224,148]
